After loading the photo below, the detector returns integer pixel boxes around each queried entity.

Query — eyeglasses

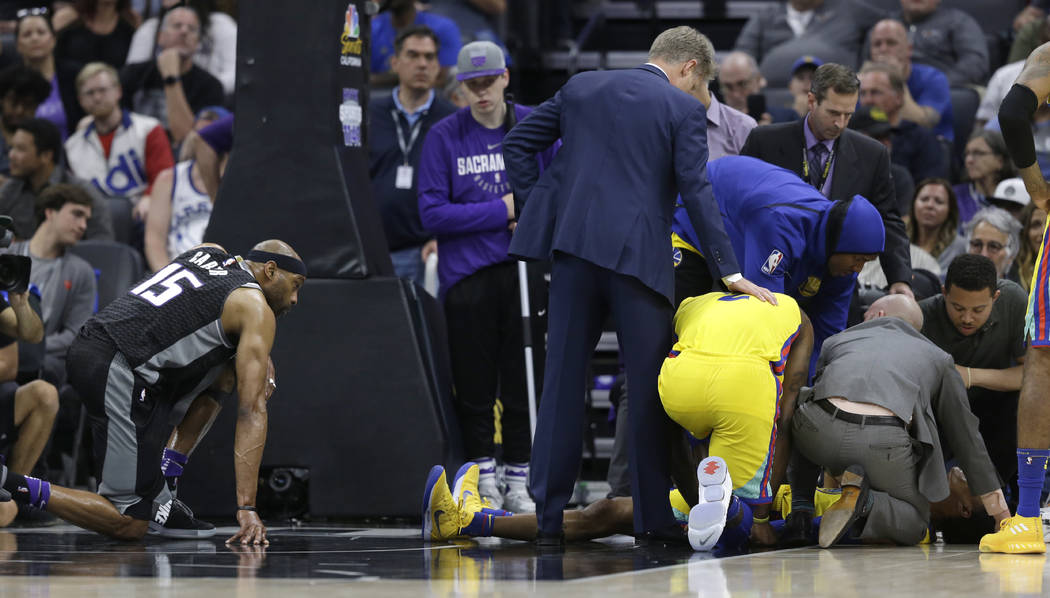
[16,7,48,19]
[969,239,1005,253]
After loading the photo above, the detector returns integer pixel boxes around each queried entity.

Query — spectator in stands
[127,0,237,97]
[0,286,52,528]
[189,111,230,200]
[967,206,1023,281]
[429,0,511,59]
[54,0,137,74]
[1016,202,1048,292]
[690,36,757,159]
[417,41,556,513]
[0,118,112,240]
[733,0,884,65]
[954,131,1015,230]
[371,0,462,89]
[0,65,51,179]
[65,62,174,223]
[868,19,953,142]
[15,9,82,140]
[8,184,98,386]
[908,179,967,274]
[987,177,1032,223]
[120,5,224,145]
[919,253,1027,498]
[788,56,821,119]
[718,51,796,124]
[857,63,948,183]
[977,61,1025,130]
[369,27,456,286]
[143,155,212,273]
[1009,11,1050,65]
[143,106,225,272]
[890,0,989,87]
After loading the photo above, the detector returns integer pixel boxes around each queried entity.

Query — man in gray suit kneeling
[786,294,1009,548]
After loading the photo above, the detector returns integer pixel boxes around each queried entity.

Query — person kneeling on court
[0,241,305,544]
[785,294,1008,548]
[422,291,814,552]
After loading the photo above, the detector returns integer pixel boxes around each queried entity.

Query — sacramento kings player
[0,240,305,545]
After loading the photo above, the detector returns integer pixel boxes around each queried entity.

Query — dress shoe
[818,465,870,548]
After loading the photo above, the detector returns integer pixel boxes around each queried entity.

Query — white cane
[518,260,538,439]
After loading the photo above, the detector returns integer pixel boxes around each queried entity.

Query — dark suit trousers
[530,252,676,535]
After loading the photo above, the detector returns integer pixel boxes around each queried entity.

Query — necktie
[809,143,829,190]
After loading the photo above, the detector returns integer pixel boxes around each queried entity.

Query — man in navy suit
[502,26,775,544]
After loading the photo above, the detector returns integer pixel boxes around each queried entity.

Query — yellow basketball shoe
[422,466,464,541]
[979,516,1047,554]
[452,463,513,517]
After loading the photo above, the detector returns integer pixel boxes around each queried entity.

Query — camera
[0,215,30,293]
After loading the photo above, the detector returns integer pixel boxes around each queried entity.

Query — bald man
[718,51,797,124]
[0,241,306,545]
[784,294,1007,548]
[868,19,954,141]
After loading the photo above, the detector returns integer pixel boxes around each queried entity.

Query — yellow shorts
[659,352,780,504]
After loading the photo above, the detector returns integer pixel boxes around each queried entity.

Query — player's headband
[245,250,307,277]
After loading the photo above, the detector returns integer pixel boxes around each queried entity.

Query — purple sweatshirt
[418,104,556,297]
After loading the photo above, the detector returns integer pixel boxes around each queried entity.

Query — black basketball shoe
[148,498,217,538]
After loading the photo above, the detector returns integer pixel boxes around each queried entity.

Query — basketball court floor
[0,523,1045,597]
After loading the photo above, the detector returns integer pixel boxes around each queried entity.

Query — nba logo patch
[761,249,784,275]
[672,247,683,267]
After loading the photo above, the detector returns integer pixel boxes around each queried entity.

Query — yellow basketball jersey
[672,292,802,365]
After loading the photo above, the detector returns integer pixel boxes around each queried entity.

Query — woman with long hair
[15,9,83,139]
[908,178,967,274]
[953,130,1015,230]
[1014,202,1048,291]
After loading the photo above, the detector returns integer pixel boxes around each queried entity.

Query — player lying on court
[0,240,305,545]
[423,291,814,551]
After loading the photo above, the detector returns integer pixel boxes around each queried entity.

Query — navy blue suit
[503,64,740,536]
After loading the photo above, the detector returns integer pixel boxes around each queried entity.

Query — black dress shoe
[818,465,871,548]
[535,530,565,547]
[779,510,815,547]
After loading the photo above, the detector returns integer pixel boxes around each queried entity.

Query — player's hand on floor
[228,509,269,545]
[727,277,778,305]
[750,520,777,546]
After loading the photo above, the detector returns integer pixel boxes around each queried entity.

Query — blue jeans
[390,246,425,287]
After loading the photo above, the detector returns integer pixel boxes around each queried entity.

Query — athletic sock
[161,448,188,491]
[715,497,753,552]
[460,511,494,537]
[504,462,529,491]
[2,470,50,510]
[475,457,498,490]
[1017,449,1050,517]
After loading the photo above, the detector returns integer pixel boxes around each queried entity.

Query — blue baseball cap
[791,55,824,76]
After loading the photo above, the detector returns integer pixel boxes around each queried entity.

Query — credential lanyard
[802,140,836,193]
[392,109,424,165]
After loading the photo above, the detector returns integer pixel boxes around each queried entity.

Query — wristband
[237,505,257,511]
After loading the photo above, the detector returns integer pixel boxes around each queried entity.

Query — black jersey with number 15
[94,246,261,371]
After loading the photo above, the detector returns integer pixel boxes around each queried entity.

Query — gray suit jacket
[734,0,885,63]
[811,317,1000,502]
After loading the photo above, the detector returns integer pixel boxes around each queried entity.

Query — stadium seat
[950,87,980,158]
[68,240,145,311]
[106,196,134,246]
